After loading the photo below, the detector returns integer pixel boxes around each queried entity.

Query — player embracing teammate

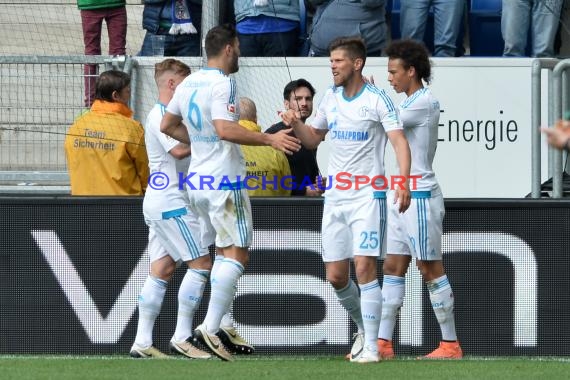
[283,37,462,362]
[282,36,411,363]
[160,23,299,362]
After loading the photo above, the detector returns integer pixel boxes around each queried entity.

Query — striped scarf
[169,0,197,35]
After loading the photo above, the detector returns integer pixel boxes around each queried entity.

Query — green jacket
[77,0,125,10]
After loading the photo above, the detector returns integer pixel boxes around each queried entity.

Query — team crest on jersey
[358,106,369,117]
[227,103,237,114]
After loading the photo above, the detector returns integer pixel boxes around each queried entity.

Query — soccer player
[130,59,211,360]
[282,36,411,363]
[160,23,301,361]
[377,39,463,359]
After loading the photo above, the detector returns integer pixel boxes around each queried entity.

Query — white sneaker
[350,345,380,364]
[348,332,365,361]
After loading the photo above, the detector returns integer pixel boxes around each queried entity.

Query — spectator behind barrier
[502,0,563,57]
[77,0,127,107]
[265,78,322,196]
[234,0,300,56]
[398,0,464,57]
[239,97,292,197]
[64,70,149,195]
[308,0,387,57]
[139,0,202,56]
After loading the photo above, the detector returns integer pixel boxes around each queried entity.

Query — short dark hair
[385,39,432,84]
[205,23,237,58]
[95,70,130,102]
[283,78,316,101]
[328,36,367,66]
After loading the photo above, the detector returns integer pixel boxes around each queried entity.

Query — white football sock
[335,280,364,333]
[134,276,167,347]
[378,275,405,340]
[359,279,382,352]
[427,274,457,341]
[172,269,208,342]
[220,300,235,329]
[203,258,244,334]
[212,254,223,275]
[212,255,235,329]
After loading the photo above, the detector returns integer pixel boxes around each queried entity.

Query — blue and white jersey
[143,103,191,220]
[312,83,402,202]
[399,87,440,192]
[167,68,243,189]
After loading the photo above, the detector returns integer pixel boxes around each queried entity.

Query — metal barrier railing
[0,2,221,189]
[531,58,559,198]
[0,54,563,196]
[550,59,570,198]
[0,55,131,184]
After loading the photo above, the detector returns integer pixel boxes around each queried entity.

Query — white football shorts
[189,188,253,248]
[386,190,444,261]
[321,194,387,262]
[146,207,208,263]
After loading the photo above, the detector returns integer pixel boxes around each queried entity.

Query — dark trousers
[139,31,201,57]
[81,7,127,107]
[238,29,300,57]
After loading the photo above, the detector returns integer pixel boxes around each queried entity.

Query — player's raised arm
[387,129,411,213]
[280,109,326,149]
[212,119,301,155]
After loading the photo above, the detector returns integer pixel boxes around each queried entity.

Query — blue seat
[390,0,465,57]
[468,0,504,56]
[471,0,501,11]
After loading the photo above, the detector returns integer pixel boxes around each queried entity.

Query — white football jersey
[312,83,402,202]
[399,87,440,192]
[143,103,191,220]
[167,68,243,189]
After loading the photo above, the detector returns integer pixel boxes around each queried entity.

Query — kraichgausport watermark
[148,172,421,191]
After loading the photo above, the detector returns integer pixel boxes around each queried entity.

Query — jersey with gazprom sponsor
[143,103,191,220]
[399,87,440,192]
[167,68,243,190]
[311,83,402,202]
